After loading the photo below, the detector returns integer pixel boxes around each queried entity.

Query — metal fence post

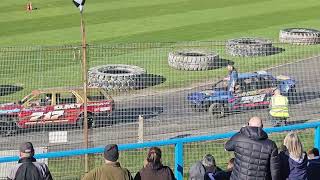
[175,142,183,180]
[314,126,320,149]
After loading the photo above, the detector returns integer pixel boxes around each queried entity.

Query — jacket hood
[289,153,307,166]
[240,126,268,140]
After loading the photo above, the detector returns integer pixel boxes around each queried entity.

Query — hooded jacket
[287,153,307,180]
[7,157,52,180]
[225,126,280,180]
[134,163,175,180]
[307,157,320,180]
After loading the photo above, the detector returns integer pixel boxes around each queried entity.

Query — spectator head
[274,89,281,96]
[248,116,263,128]
[284,132,303,160]
[227,63,234,71]
[202,154,216,172]
[104,144,119,162]
[307,148,319,159]
[227,158,235,171]
[146,147,162,167]
[19,142,35,158]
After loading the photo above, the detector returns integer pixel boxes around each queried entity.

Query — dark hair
[308,148,319,156]
[146,147,162,168]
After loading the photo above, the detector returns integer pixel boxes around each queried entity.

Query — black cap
[19,142,35,154]
[104,144,119,162]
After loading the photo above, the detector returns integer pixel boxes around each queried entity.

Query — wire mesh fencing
[0,40,320,179]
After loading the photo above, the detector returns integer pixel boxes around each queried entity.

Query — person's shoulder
[162,165,174,172]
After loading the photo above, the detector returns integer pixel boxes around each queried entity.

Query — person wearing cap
[82,144,133,180]
[134,147,175,180]
[7,142,53,180]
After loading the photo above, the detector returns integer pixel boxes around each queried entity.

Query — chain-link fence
[0,41,320,179]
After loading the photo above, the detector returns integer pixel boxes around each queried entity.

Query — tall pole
[80,12,89,173]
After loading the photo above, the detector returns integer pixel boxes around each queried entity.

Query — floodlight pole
[80,12,89,173]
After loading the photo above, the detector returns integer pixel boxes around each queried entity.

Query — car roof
[238,72,272,79]
[30,87,104,94]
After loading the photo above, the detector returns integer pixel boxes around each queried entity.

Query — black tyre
[168,50,219,71]
[226,38,273,57]
[2,121,18,136]
[208,103,225,118]
[88,64,146,91]
[287,87,297,104]
[279,28,320,45]
[76,113,94,129]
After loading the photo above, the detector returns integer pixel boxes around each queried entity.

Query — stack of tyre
[226,38,273,57]
[88,64,146,91]
[279,28,320,45]
[168,50,219,71]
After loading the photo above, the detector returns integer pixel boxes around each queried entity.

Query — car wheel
[2,121,18,136]
[208,103,225,118]
[77,113,94,129]
[287,87,297,104]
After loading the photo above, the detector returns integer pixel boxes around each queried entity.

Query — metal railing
[0,121,320,180]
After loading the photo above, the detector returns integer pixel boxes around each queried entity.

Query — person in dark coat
[281,132,308,180]
[134,147,175,180]
[307,148,320,180]
[279,145,290,180]
[189,154,223,180]
[225,116,280,180]
[7,142,53,180]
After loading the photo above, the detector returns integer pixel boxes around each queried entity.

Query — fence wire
[0,41,320,179]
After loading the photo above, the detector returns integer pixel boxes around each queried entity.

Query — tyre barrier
[226,38,273,57]
[88,64,146,91]
[279,28,320,45]
[168,50,219,71]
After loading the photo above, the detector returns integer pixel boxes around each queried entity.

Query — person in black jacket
[7,142,52,180]
[307,148,320,180]
[225,116,280,180]
[134,147,175,180]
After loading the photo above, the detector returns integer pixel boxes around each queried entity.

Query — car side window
[241,78,257,92]
[28,94,52,107]
[56,92,77,105]
[87,89,109,101]
[257,76,275,89]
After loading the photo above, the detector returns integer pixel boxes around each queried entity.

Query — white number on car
[30,110,65,121]
[240,94,266,103]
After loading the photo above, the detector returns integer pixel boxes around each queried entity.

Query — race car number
[30,110,64,121]
[240,94,266,104]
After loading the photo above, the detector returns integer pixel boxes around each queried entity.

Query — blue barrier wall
[1,121,320,180]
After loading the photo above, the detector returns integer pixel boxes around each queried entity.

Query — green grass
[1,0,320,45]
[48,130,315,179]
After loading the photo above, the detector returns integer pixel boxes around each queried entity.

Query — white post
[138,115,144,143]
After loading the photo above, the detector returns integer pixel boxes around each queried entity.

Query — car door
[233,77,264,108]
[53,92,81,125]
[20,93,54,127]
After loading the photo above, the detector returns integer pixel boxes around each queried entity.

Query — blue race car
[187,71,296,118]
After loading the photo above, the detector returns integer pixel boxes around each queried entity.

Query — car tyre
[168,50,219,71]
[208,103,225,118]
[77,113,94,129]
[2,121,18,137]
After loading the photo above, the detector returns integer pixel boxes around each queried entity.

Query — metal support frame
[175,142,184,180]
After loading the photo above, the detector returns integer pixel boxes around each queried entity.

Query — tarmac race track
[1,56,320,151]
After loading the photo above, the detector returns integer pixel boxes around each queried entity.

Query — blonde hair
[284,132,303,159]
